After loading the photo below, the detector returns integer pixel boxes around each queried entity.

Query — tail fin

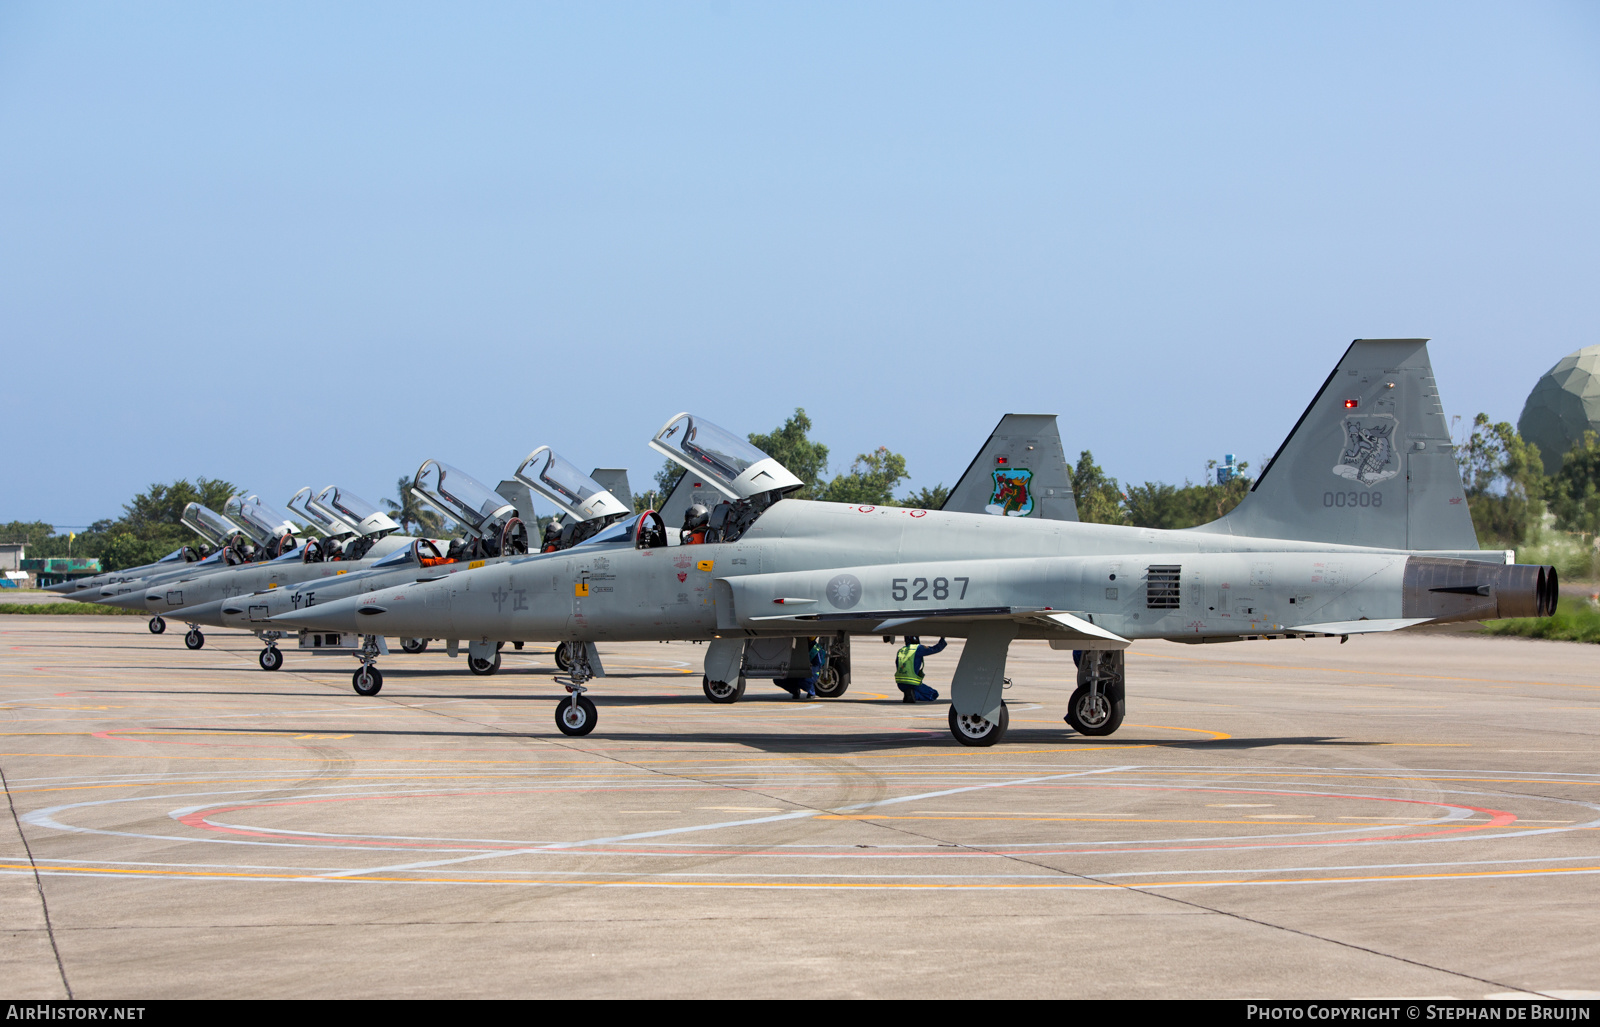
[494,479,535,520]
[656,468,728,532]
[942,414,1078,521]
[1192,339,1478,551]
[589,469,633,511]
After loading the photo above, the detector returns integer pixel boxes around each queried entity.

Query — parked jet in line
[274,341,1553,746]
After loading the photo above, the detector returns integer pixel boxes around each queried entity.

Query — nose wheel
[148,616,166,635]
[352,664,383,696]
[258,646,283,671]
[555,692,597,736]
[949,703,1008,747]
[184,627,205,650]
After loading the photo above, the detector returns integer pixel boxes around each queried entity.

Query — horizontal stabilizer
[943,414,1077,521]
[1288,618,1433,635]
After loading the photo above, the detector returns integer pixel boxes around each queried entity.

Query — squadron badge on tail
[987,469,1035,516]
[1333,414,1399,486]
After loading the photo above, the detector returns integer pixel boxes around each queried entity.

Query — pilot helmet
[197,544,211,557]
[447,538,466,558]
[543,520,562,541]
[684,504,709,529]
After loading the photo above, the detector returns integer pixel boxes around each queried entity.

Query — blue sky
[3,1,1597,526]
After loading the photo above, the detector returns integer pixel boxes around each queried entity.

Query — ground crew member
[894,635,948,702]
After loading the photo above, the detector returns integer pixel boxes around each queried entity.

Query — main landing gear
[702,675,746,703]
[468,651,502,675]
[1066,651,1125,736]
[184,626,205,650]
[554,642,573,672]
[148,616,166,635]
[400,637,428,654]
[949,704,1009,747]
[554,643,598,736]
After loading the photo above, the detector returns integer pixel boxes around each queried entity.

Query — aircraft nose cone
[270,603,357,631]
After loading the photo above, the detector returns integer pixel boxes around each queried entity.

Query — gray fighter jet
[217,452,631,679]
[49,501,247,603]
[121,486,412,653]
[275,341,1551,747]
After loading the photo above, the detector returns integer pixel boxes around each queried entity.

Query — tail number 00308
[892,576,969,602]
[1324,491,1382,508]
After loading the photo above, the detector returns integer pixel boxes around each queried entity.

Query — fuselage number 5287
[892,576,969,602]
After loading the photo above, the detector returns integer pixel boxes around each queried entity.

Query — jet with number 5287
[273,340,1557,747]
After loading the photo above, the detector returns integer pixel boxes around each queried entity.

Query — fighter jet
[48,501,245,602]
[217,452,630,679]
[275,340,1551,747]
[123,486,413,653]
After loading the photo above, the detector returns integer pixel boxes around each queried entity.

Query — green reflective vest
[894,645,922,686]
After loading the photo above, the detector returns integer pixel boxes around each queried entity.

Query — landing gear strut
[351,635,384,696]
[554,643,598,736]
[1066,650,1125,736]
[184,626,205,650]
[148,616,166,635]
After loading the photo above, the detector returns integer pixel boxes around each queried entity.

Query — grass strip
[0,603,146,616]
[1480,596,1600,643]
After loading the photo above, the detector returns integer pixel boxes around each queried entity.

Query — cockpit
[318,486,399,538]
[649,413,804,544]
[513,446,631,552]
[181,503,245,551]
[572,510,670,550]
[288,487,357,540]
[409,460,529,558]
[369,538,457,573]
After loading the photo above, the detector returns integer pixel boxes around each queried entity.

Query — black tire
[1064,686,1125,736]
[949,703,1009,747]
[352,665,383,696]
[554,642,573,672]
[400,638,428,654]
[468,651,502,676]
[184,629,205,651]
[258,647,283,671]
[702,675,746,704]
[813,665,849,699]
[556,694,597,736]
[148,617,166,635]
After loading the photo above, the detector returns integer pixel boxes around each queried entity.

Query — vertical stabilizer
[1191,339,1478,551]
[589,469,633,512]
[657,469,730,531]
[942,414,1077,521]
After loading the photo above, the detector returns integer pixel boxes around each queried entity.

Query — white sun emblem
[825,573,862,609]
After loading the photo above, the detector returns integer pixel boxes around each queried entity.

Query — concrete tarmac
[2,615,1598,999]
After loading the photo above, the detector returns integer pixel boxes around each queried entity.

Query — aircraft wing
[749,604,1130,649]
[1284,618,1434,635]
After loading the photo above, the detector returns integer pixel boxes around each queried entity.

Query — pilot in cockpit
[681,504,709,545]
[447,538,467,562]
[541,520,563,553]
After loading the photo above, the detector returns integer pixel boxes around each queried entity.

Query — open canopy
[410,460,516,536]
[180,503,245,547]
[514,447,629,522]
[229,495,301,542]
[648,413,804,500]
[288,487,356,538]
[315,486,399,537]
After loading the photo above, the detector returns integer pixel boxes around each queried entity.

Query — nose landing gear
[350,635,385,696]
[184,626,205,650]
[259,645,283,671]
[554,644,598,736]
[148,617,166,635]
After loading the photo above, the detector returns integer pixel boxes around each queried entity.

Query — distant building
[1216,454,1242,485]
[20,557,101,587]
[1519,344,1600,476]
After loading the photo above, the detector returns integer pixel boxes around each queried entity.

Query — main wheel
[258,647,283,671]
[949,703,1009,747]
[702,675,746,704]
[184,629,205,650]
[468,651,502,676]
[148,616,166,635]
[813,665,849,698]
[554,642,573,672]
[1064,686,1125,736]
[352,665,383,696]
[400,637,428,654]
[556,694,597,736]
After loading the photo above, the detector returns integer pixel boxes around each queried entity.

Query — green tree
[1071,451,1126,524]
[899,484,951,510]
[1549,431,1600,536]
[748,408,831,499]
[383,475,443,535]
[1456,413,1546,547]
[0,521,57,548]
[819,447,909,505]
[121,477,238,536]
